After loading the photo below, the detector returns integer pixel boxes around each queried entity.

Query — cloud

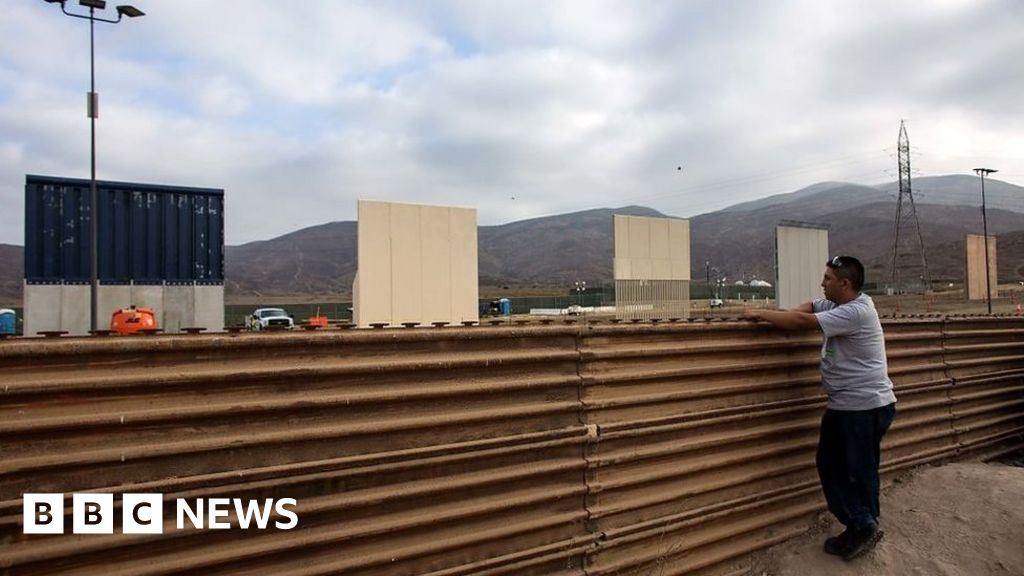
[145,0,452,105]
[1,0,1021,246]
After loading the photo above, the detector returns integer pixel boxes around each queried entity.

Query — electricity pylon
[889,120,931,294]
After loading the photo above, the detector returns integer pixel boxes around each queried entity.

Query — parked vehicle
[110,307,158,334]
[709,298,724,308]
[247,308,294,331]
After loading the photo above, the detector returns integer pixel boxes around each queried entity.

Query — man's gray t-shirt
[812,293,897,410]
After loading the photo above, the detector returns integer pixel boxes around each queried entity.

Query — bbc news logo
[23,494,298,534]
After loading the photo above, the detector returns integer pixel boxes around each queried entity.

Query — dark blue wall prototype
[24,175,225,284]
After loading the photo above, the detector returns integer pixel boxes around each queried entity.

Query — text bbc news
[22,494,298,534]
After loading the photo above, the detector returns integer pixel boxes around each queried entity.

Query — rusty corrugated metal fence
[1,318,1022,575]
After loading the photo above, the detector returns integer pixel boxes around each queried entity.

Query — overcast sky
[2,0,1022,245]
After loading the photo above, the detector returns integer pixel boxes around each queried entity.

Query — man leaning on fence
[742,255,897,561]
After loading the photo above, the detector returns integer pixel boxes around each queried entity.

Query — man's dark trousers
[816,403,896,530]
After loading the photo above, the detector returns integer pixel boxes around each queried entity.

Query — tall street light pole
[574,280,587,307]
[973,168,998,315]
[705,261,711,301]
[43,0,144,332]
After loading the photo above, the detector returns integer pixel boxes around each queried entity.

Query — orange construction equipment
[307,306,329,328]
[110,307,158,334]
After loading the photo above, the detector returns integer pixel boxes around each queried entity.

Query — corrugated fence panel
[0,328,591,576]
[942,317,1024,461]
[1,317,1022,575]
[577,317,1006,576]
[579,322,826,576]
[876,319,958,470]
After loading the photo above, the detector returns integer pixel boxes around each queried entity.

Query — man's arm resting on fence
[743,304,820,331]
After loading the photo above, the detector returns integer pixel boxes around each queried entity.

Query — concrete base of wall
[98,285,133,328]
[164,285,194,334]
[24,282,225,336]
[24,284,64,336]
[131,285,165,314]
[194,285,225,332]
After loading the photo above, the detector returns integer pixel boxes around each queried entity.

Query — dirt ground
[750,458,1024,576]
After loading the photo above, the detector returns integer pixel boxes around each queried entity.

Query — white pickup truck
[247,308,294,331]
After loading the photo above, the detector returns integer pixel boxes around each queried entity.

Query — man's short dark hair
[826,255,865,291]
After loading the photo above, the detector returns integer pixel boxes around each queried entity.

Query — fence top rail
[0,325,580,359]
[1,317,1020,359]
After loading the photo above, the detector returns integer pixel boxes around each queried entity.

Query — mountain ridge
[1,175,1022,306]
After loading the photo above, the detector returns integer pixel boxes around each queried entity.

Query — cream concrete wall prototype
[24,283,224,336]
[776,223,829,310]
[354,200,479,328]
[613,215,690,319]
[965,234,998,300]
[613,215,690,281]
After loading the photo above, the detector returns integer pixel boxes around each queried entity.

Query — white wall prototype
[775,223,829,310]
[353,200,479,328]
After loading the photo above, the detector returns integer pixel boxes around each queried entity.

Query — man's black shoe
[841,525,883,561]
[823,528,852,555]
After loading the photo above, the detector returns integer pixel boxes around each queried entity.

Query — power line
[912,149,1024,162]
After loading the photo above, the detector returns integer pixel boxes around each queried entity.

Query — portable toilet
[498,298,512,316]
[0,309,14,335]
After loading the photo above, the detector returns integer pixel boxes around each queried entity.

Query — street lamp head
[79,0,107,9]
[116,4,144,17]
[973,168,998,176]
[43,0,66,4]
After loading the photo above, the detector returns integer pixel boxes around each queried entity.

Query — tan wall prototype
[776,225,829,309]
[354,200,479,328]
[965,234,998,300]
[613,215,691,320]
[613,215,690,281]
